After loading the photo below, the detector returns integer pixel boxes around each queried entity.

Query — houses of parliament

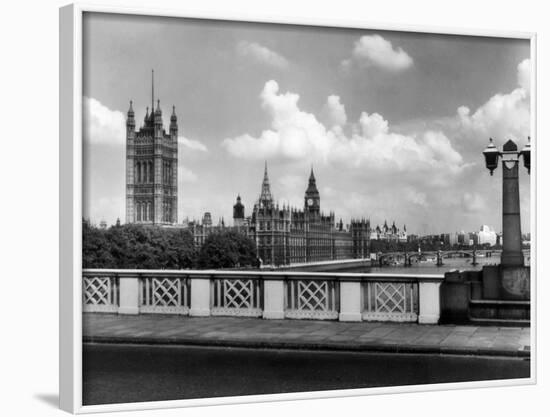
[182,163,371,266]
[125,75,372,266]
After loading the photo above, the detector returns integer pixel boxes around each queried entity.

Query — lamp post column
[482,137,530,302]
[501,141,524,267]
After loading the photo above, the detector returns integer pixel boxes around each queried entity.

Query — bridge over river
[270,249,530,275]
[377,249,500,267]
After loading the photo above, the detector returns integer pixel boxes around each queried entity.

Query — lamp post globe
[521,136,531,174]
[482,138,500,175]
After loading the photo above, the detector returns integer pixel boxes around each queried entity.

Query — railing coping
[82,268,444,282]
[273,258,371,268]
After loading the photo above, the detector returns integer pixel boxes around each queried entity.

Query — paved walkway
[83,313,530,357]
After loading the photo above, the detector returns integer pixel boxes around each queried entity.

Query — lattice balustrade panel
[211,278,262,317]
[83,275,118,312]
[362,282,418,322]
[140,277,189,314]
[285,279,338,320]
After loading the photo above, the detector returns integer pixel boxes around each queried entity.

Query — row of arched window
[135,201,153,222]
[134,200,175,223]
[162,161,173,185]
[135,161,154,184]
[162,202,173,222]
[135,160,174,185]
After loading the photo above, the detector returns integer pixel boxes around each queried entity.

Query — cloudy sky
[82,12,531,235]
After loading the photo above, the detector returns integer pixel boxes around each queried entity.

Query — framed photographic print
[60,3,536,413]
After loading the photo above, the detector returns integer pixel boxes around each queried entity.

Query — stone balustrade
[83,269,444,324]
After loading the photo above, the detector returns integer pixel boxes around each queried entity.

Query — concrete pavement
[83,313,530,357]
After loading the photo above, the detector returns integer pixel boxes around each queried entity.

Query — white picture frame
[60,3,537,413]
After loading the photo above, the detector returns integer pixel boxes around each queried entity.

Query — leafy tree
[82,220,196,269]
[197,231,257,269]
[82,219,115,268]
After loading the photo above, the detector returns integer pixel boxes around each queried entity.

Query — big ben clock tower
[304,167,320,216]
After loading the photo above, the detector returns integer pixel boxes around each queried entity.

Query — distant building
[457,231,466,245]
[468,232,479,246]
[182,163,371,266]
[233,195,245,228]
[478,225,497,246]
[99,220,107,230]
[407,234,419,243]
[202,212,212,227]
[370,221,407,242]
[186,212,231,247]
[125,72,178,225]
[440,233,451,246]
[174,161,380,265]
[449,232,459,246]
[249,164,369,266]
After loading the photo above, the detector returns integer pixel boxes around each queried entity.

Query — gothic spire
[128,100,134,116]
[259,161,273,205]
[151,69,154,113]
[305,165,319,196]
[170,105,177,122]
[127,100,135,127]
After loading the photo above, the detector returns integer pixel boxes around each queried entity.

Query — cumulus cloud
[323,95,347,127]
[83,97,126,145]
[222,80,328,160]
[222,80,465,181]
[237,41,289,70]
[178,136,208,152]
[517,58,531,92]
[342,35,413,72]
[83,97,208,154]
[452,59,531,143]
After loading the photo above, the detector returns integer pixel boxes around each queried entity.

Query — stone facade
[250,164,370,266]
[125,75,178,225]
[182,164,370,266]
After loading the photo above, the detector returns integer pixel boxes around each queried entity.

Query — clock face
[307,198,314,206]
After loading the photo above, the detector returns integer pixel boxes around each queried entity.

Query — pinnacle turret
[127,100,134,117]
[170,105,177,122]
[259,161,274,206]
[126,100,135,127]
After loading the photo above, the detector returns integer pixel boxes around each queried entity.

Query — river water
[334,256,502,275]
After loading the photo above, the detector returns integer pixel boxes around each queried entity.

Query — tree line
[82,219,259,270]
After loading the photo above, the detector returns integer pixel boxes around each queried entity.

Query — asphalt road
[83,343,530,405]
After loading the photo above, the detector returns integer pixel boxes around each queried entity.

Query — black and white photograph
[76,9,534,408]
[5,0,550,416]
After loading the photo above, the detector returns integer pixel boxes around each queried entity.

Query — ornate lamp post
[482,137,530,268]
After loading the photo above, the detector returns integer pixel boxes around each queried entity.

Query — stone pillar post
[118,274,139,315]
[501,153,524,267]
[263,278,285,319]
[339,281,362,322]
[189,276,211,316]
[418,281,441,324]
